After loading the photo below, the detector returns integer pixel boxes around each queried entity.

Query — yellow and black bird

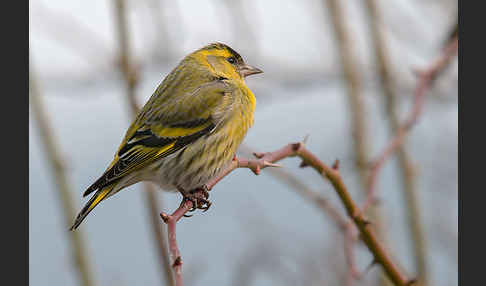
[70,43,262,230]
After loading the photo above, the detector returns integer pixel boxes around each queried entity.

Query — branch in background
[161,141,415,286]
[112,0,174,285]
[360,35,457,284]
[362,37,459,214]
[219,0,260,59]
[32,2,113,69]
[444,19,458,48]
[144,0,173,63]
[30,63,95,286]
[361,0,440,284]
[322,0,369,177]
[322,0,387,284]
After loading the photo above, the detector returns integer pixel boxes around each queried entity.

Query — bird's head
[190,42,263,81]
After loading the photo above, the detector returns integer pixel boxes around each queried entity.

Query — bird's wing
[83,76,236,197]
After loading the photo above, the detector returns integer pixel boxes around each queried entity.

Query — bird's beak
[239,64,263,77]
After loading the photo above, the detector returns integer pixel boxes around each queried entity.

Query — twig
[113,0,174,285]
[161,141,414,286]
[362,37,459,214]
[30,63,95,286]
[160,201,193,286]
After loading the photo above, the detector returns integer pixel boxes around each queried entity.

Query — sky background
[29,0,457,285]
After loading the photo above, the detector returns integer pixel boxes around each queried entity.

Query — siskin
[70,43,262,230]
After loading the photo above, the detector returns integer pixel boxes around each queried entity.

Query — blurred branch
[361,0,434,285]
[362,37,458,214]
[361,34,458,285]
[322,0,388,284]
[29,63,95,286]
[112,0,174,285]
[143,0,173,62]
[161,141,415,286]
[322,0,368,176]
[444,19,458,48]
[219,0,259,59]
[32,2,113,68]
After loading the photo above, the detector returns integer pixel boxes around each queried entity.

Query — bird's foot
[180,186,211,217]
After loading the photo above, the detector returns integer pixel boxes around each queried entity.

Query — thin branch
[160,201,193,286]
[362,37,459,214]
[112,1,174,285]
[161,141,415,286]
[30,63,95,286]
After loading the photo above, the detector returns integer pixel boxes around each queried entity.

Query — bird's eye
[227,57,236,64]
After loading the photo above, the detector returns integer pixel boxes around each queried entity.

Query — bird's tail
[70,184,115,231]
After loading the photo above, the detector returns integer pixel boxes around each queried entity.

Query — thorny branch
[362,37,459,214]
[161,141,415,286]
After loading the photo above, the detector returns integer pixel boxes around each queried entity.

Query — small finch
[70,43,262,230]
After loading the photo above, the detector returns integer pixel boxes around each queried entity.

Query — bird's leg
[177,186,212,217]
[198,184,210,200]
[189,185,212,212]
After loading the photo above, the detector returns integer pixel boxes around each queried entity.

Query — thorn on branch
[303,134,310,144]
[160,213,169,223]
[252,152,265,159]
[291,142,301,152]
[299,160,309,168]
[263,161,282,168]
[173,256,183,268]
[352,210,371,226]
[362,218,371,226]
[251,165,261,175]
[332,159,340,170]
[362,258,379,277]
[406,278,418,286]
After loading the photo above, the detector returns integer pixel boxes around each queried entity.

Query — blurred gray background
[29,0,457,285]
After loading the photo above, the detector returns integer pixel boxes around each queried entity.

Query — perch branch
[362,37,459,214]
[161,141,414,286]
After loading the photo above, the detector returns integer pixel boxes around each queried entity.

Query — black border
[8,0,28,285]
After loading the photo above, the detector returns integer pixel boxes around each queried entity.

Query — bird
[70,43,263,230]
